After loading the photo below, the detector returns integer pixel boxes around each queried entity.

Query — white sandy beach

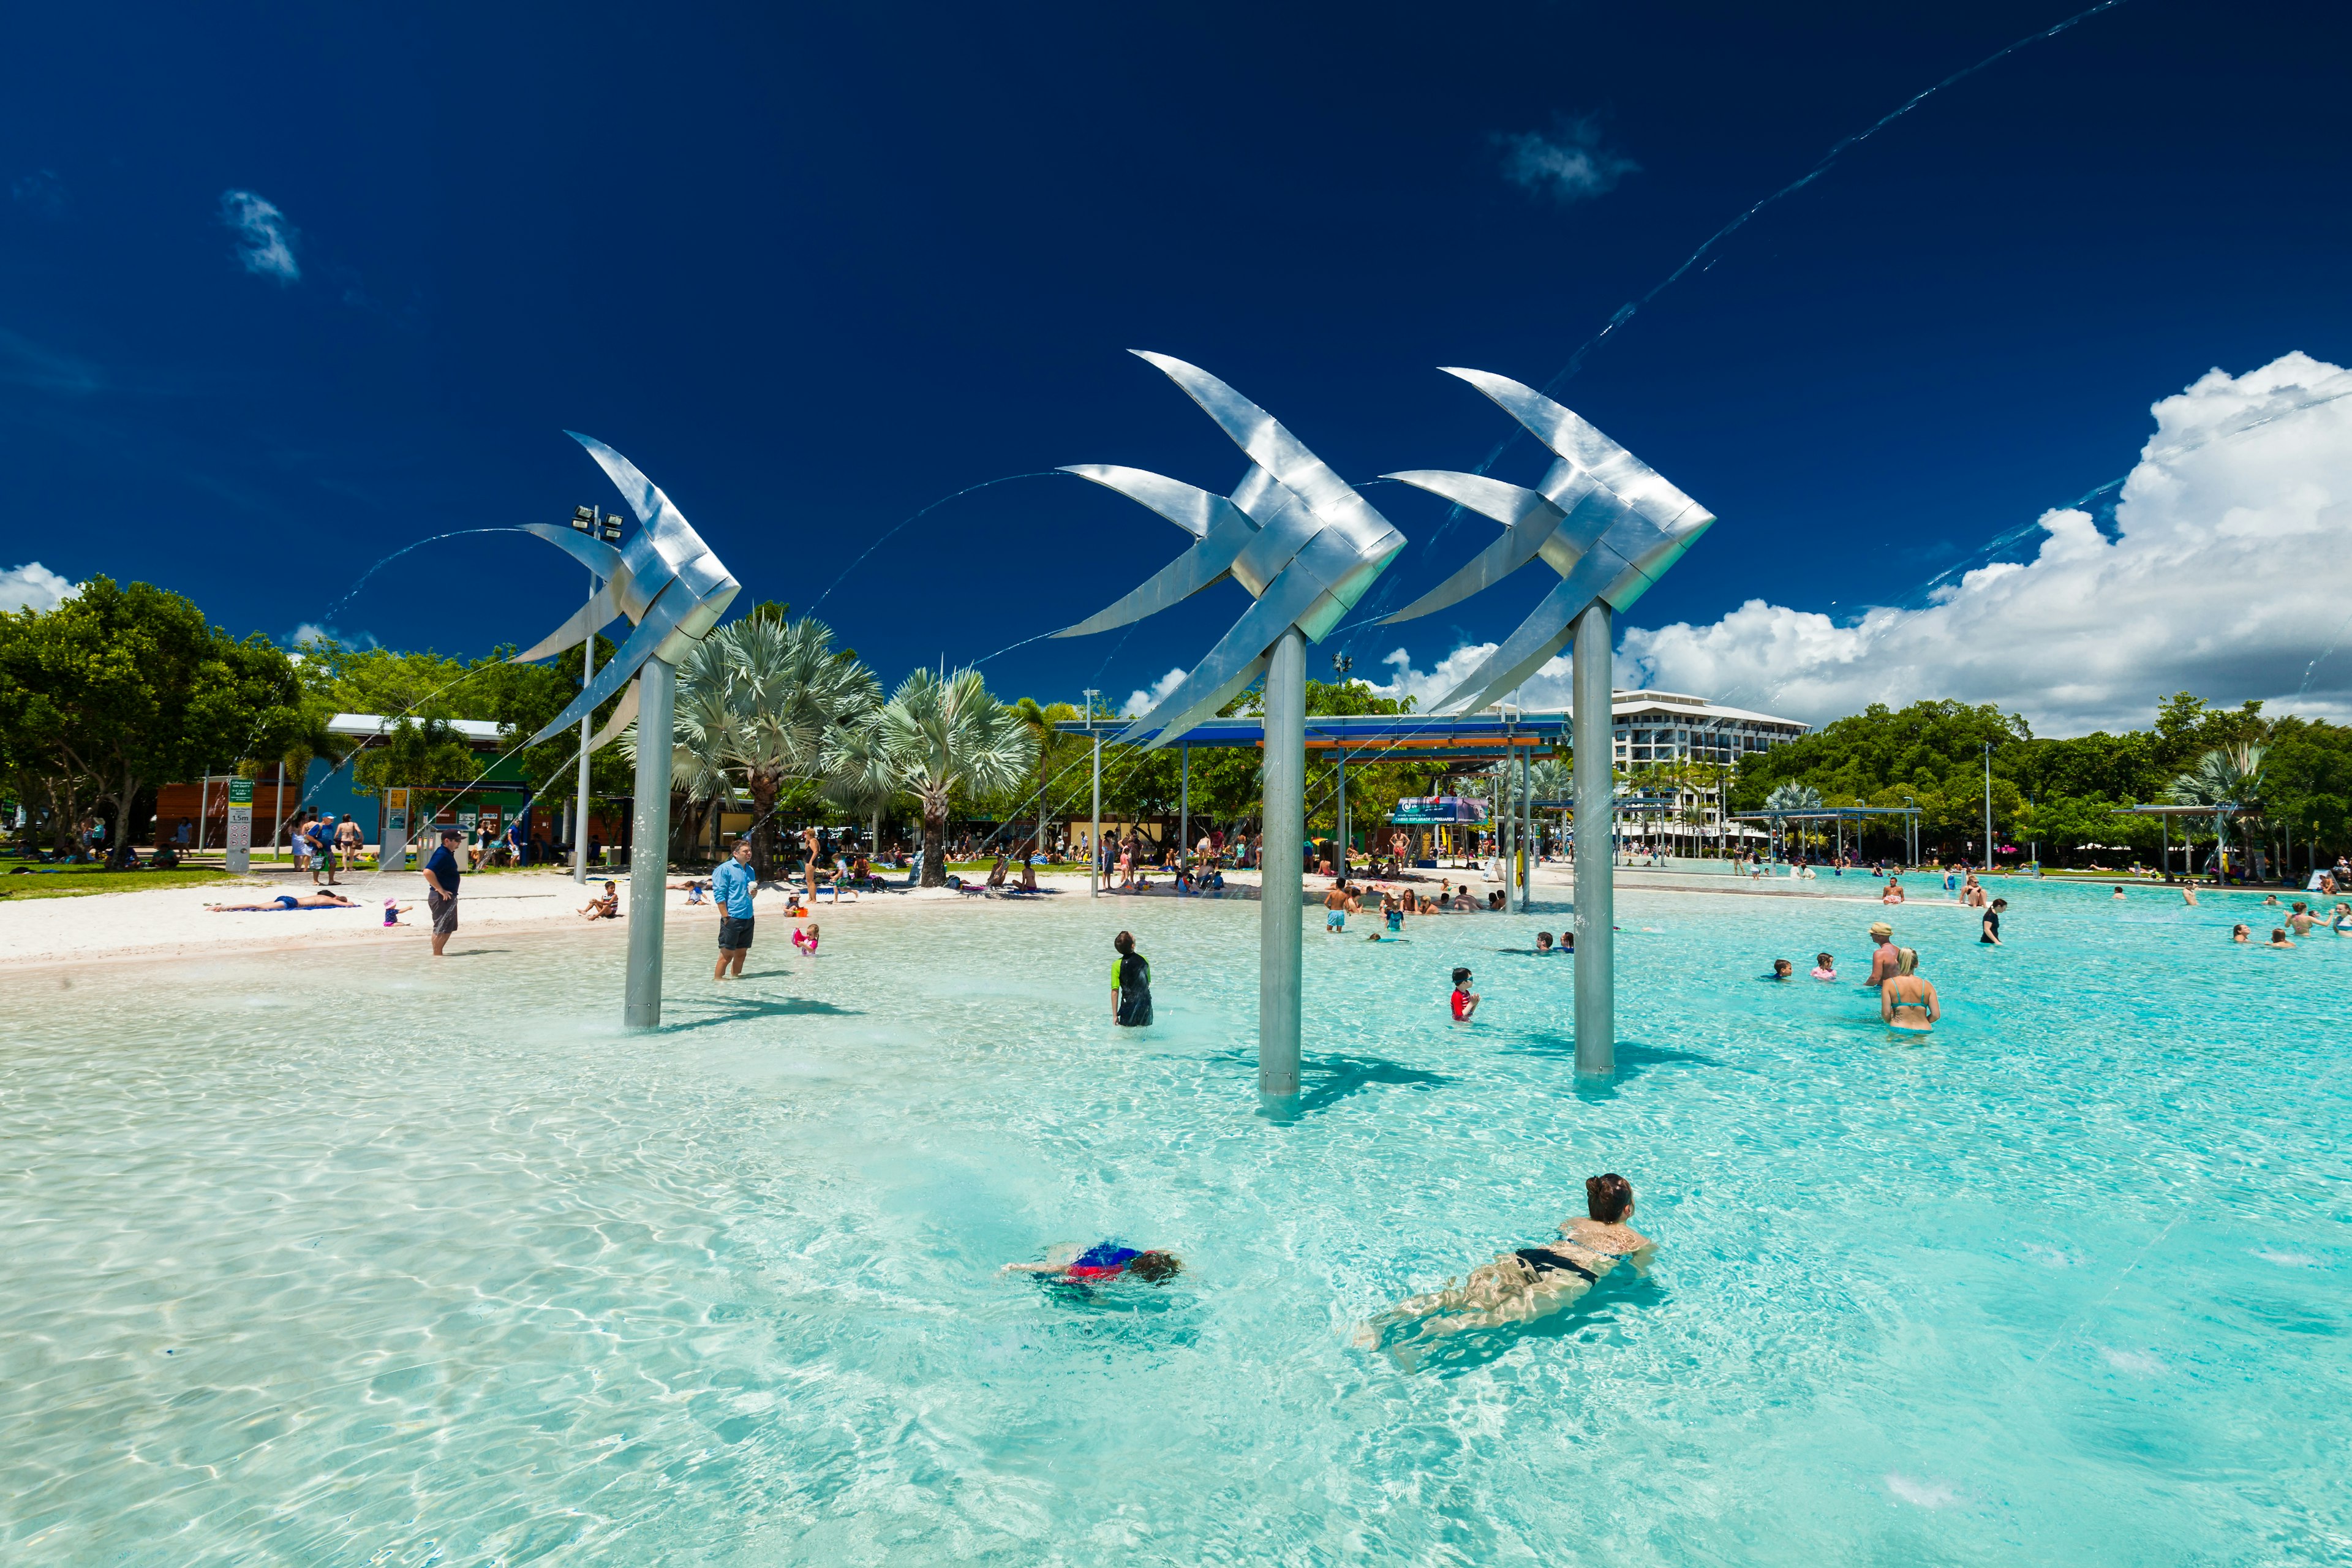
[0,858,1964,972]
[0,867,1110,970]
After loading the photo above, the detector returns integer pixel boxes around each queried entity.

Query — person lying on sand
[206,891,359,912]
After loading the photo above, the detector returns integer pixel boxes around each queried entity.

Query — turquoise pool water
[3,880,2346,1564]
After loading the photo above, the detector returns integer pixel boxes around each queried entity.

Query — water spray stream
[807,472,1069,614]
[1338,0,2143,641]
[316,529,533,628]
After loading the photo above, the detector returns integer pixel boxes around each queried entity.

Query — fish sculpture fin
[519,586,690,749]
[517,522,628,582]
[1378,472,1567,625]
[1052,467,1258,638]
[589,676,641,751]
[510,578,623,664]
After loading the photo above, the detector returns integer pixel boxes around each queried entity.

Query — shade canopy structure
[1057,709,1566,760]
[1731,804,1926,864]
[1729,806,1925,824]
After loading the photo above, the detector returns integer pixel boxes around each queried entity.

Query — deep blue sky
[5,1,2348,714]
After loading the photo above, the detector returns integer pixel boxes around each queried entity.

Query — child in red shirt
[1451,967,1479,1022]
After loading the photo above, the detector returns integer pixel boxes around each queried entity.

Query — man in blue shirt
[710,837,757,980]
[422,827,464,956]
[306,815,339,886]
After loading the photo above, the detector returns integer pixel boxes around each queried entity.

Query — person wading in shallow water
[1112,930,1153,1026]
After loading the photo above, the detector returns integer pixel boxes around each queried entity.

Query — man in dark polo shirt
[422,827,465,956]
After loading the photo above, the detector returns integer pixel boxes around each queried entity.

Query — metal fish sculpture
[1054,352,1405,747]
[1381,369,1714,715]
[511,432,741,748]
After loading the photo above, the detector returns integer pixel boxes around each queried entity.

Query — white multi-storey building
[1492,690,1809,851]
[1585,688,1809,772]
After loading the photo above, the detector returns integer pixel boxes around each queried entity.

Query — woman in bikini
[1879,947,1939,1033]
[1356,1174,1652,1352]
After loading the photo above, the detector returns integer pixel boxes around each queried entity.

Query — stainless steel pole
[1572,604,1615,1076]
[1180,743,1189,866]
[1981,742,1993,872]
[1521,743,1534,910]
[623,661,675,1030]
[1260,627,1306,1100]
[272,764,285,864]
[574,566,598,885]
[1335,747,1347,876]
[1090,730,1102,897]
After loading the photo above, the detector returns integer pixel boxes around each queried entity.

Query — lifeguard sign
[383,788,411,870]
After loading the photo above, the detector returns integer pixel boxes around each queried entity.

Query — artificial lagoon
[4,881,2346,1564]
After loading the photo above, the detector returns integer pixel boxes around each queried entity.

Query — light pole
[1902,796,1916,869]
[1083,688,1102,897]
[1981,741,1994,873]
[570,503,623,883]
[1332,653,1352,868]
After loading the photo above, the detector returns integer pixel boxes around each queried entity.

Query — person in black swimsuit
[1355,1174,1654,1354]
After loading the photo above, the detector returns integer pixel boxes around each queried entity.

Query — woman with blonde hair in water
[1355,1174,1652,1357]
[1879,947,1939,1033]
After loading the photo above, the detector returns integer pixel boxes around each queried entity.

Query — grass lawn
[0,867,246,900]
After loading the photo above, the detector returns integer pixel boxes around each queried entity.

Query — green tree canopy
[0,577,304,862]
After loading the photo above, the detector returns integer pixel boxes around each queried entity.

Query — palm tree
[1763,781,1823,862]
[1011,696,1082,860]
[273,699,351,859]
[822,714,902,854]
[1526,756,1570,859]
[2165,742,2264,877]
[664,633,742,860]
[643,615,881,876]
[880,667,1036,886]
[353,717,478,839]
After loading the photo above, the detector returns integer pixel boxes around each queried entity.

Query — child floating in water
[1809,952,1836,981]
[1534,932,1555,955]
[1767,959,1795,981]
[1002,1242,1183,1286]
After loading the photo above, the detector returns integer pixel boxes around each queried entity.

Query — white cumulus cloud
[1617,352,2352,732]
[285,622,374,652]
[1497,115,1639,205]
[0,561,78,612]
[1121,666,1189,717]
[221,188,300,282]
